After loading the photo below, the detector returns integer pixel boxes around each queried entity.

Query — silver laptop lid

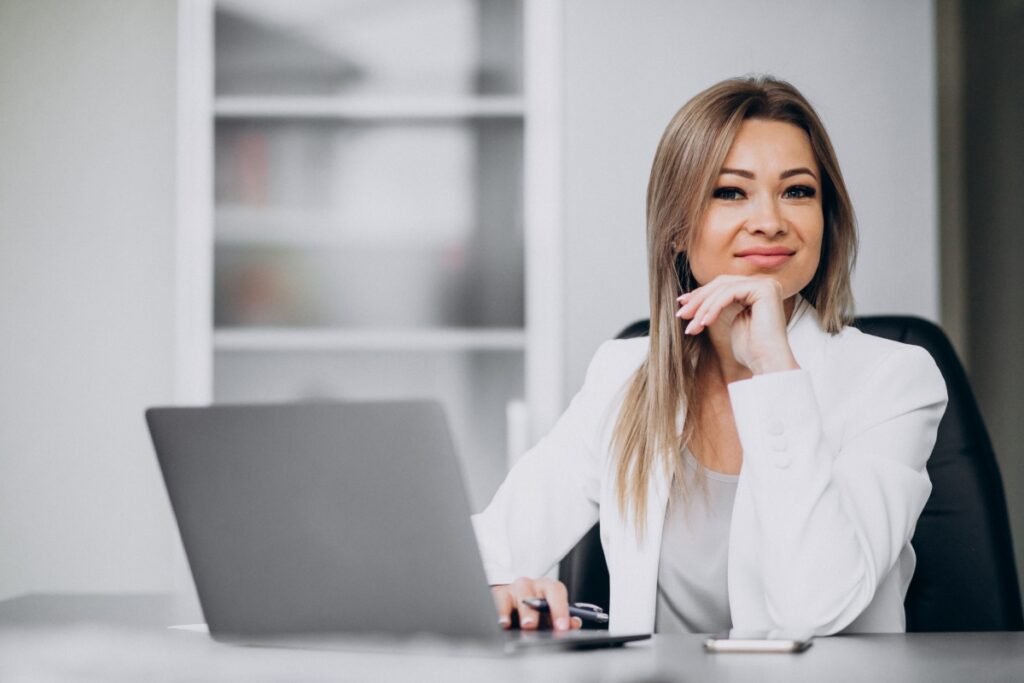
[146,400,502,643]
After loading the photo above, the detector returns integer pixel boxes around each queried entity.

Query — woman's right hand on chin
[490,577,583,632]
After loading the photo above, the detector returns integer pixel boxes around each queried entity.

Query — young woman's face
[687,118,824,299]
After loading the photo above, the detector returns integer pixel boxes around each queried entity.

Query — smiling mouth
[735,248,795,269]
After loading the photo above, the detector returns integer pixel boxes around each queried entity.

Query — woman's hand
[676,275,799,375]
[490,577,583,631]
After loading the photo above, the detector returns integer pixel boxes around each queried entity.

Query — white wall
[562,0,938,393]
[0,0,941,601]
[0,0,178,599]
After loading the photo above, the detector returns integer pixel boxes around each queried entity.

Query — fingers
[676,276,778,334]
[508,577,541,630]
[504,577,575,632]
[689,288,747,335]
[490,585,516,629]
[676,283,738,335]
[676,278,725,328]
[538,579,572,632]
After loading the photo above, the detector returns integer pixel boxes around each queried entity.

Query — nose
[745,195,787,237]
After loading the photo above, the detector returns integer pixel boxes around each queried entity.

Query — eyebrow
[719,167,818,180]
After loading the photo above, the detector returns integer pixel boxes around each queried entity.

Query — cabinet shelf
[214,327,527,352]
[214,95,525,120]
[214,206,466,247]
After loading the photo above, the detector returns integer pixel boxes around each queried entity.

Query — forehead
[722,119,817,171]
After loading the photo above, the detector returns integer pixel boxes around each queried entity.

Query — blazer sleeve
[727,343,948,634]
[471,340,637,585]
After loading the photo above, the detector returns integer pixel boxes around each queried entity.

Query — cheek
[687,242,723,286]
[687,219,732,285]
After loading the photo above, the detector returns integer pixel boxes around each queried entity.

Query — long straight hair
[612,76,858,534]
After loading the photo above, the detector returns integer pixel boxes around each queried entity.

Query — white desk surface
[1,594,1022,682]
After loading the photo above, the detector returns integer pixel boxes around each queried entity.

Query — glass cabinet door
[210,0,525,510]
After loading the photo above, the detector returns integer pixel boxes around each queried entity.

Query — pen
[520,598,610,625]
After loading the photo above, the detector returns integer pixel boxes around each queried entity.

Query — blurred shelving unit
[214,95,526,118]
[176,0,564,511]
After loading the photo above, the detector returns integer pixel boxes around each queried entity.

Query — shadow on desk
[0,593,203,630]
[2,594,1024,683]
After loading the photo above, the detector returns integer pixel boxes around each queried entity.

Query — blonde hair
[613,76,858,533]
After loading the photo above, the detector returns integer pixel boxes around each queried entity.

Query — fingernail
[700,314,709,326]
[571,617,583,629]
[684,320,696,334]
[555,617,569,631]
[498,616,511,626]
[521,617,536,627]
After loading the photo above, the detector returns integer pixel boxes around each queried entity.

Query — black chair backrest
[559,315,1023,631]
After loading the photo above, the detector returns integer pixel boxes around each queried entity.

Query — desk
[1,595,1022,682]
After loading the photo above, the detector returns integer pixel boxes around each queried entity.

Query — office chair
[558,315,1024,632]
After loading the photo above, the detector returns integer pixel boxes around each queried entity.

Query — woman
[472,76,947,636]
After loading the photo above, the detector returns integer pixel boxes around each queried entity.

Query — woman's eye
[712,187,745,200]
[784,185,817,199]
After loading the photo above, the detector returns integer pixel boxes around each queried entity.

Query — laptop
[145,400,649,653]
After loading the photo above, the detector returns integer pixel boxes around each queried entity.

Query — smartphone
[703,629,813,653]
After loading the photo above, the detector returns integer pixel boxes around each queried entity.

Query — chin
[767,276,810,301]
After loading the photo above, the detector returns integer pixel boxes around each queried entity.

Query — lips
[735,247,795,269]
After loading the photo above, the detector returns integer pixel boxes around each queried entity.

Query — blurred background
[0,0,1020,604]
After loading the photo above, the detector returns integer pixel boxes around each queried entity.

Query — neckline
[683,449,740,483]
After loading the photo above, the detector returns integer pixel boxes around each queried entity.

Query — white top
[472,300,948,635]
[655,451,738,634]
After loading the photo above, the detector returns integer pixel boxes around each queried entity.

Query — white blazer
[472,301,948,635]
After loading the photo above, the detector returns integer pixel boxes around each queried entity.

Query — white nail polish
[521,617,536,627]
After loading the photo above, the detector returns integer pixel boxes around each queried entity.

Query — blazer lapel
[786,297,828,379]
[613,298,829,634]
[607,436,672,634]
